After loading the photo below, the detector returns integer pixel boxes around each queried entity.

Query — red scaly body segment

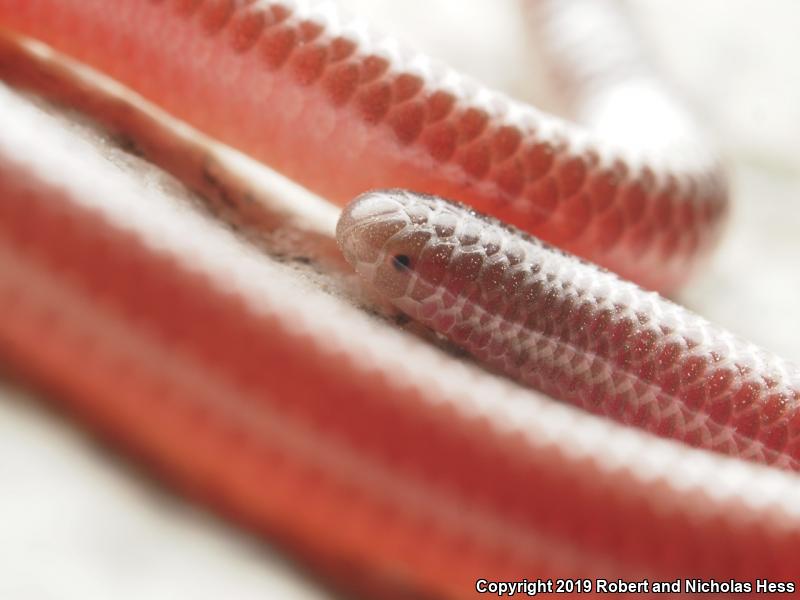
[0,1,796,597]
[1,94,799,596]
[338,190,800,470]
[0,0,727,292]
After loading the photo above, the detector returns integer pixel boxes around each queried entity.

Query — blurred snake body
[0,0,799,598]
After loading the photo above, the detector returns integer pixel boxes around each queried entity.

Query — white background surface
[2,2,799,598]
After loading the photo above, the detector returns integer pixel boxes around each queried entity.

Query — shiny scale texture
[3,87,800,597]
[0,1,796,597]
[338,190,800,470]
[0,0,727,292]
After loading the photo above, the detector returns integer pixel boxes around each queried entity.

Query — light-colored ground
[2,2,799,598]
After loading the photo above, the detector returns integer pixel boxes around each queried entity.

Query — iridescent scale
[338,190,800,469]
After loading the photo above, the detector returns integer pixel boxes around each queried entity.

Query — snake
[0,0,798,598]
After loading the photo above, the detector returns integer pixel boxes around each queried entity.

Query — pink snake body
[337,190,800,470]
[0,0,727,292]
[0,0,798,598]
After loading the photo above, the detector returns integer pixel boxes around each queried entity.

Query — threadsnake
[0,1,798,598]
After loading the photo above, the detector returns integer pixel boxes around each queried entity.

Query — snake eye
[391,254,412,271]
